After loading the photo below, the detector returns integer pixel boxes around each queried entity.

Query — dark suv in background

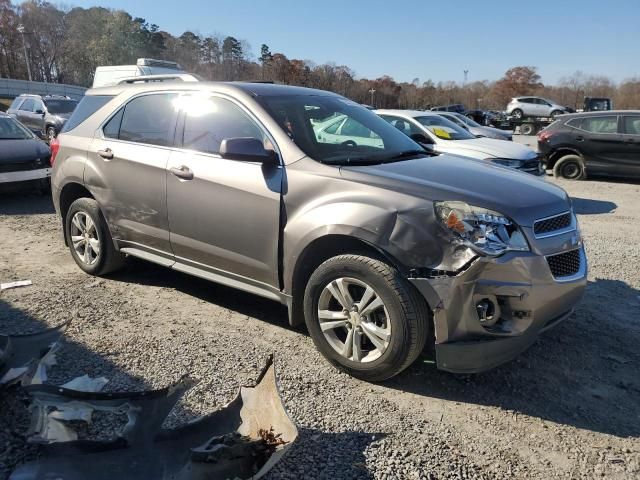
[539,111,640,180]
[7,94,78,142]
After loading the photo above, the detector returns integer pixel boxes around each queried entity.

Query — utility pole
[463,69,469,86]
[17,24,32,82]
[368,88,376,107]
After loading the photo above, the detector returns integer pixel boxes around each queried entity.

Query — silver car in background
[376,110,543,175]
[506,96,568,119]
[434,111,513,141]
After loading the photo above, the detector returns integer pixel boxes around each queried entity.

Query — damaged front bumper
[409,245,587,374]
[10,357,298,480]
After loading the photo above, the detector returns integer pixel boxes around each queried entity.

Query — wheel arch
[287,234,406,327]
[58,182,95,246]
[547,147,583,169]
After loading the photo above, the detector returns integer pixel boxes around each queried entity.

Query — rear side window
[116,94,178,146]
[622,116,640,135]
[9,97,24,109]
[62,95,113,133]
[580,116,618,134]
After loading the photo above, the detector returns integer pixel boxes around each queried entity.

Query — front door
[166,94,283,290]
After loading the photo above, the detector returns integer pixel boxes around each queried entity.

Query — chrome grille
[534,212,572,236]
[546,249,581,279]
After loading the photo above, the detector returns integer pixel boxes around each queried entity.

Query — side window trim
[174,92,281,163]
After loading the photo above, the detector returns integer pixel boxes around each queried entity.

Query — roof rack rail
[116,74,200,85]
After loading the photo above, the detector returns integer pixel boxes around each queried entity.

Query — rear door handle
[97,148,114,159]
[170,165,194,180]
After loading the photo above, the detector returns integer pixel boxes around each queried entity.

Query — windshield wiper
[383,149,432,162]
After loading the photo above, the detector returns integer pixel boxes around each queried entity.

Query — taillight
[538,130,552,142]
[50,137,60,166]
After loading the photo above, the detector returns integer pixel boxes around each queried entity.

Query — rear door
[166,93,283,290]
[86,92,178,259]
[618,114,640,177]
[571,115,622,174]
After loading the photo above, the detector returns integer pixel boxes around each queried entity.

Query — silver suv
[507,96,567,119]
[51,82,587,381]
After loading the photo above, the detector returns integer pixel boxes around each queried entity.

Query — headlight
[434,201,529,256]
[490,158,523,168]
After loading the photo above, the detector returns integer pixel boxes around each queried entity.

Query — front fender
[282,200,474,293]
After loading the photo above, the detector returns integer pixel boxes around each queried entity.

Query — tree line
[2,0,640,110]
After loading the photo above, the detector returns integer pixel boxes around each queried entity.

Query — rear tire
[553,154,586,180]
[520,123,535,135]
[303,254,429,382]
[65,198,124,276]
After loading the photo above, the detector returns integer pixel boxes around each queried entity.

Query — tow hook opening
[474,295,501,327]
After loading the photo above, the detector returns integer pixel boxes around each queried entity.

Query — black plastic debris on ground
[0,322,67,387]
[10,356,298,480]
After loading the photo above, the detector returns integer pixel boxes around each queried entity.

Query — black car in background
[0,112,52,193]
[538,111,640,180]
[7,94,78,142]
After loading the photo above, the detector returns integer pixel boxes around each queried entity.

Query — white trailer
[92,58,185,88]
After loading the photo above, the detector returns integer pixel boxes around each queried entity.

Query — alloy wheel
[317,277,391,363]
[70,211,100,265]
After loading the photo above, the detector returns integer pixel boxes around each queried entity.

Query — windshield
[256,95,427,164]
[414,115,476,140]
[44,99,78,114]
[452,112,481,128]
[0,116,34,140]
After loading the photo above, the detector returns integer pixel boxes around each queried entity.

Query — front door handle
[170,165,194,180]
[97,148,114,159]
[575,137,584,142]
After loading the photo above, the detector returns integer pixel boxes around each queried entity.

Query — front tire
[511,108,523,119]
[553,154,586,180]
[303,254,429,382]
[65,198,124,275]
[550,110,563,119]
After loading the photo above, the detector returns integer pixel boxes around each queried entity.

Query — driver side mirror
[220,137,279,165]
[34,109,44,115]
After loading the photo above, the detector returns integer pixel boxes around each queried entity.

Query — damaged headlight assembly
[434,201,529,256]
[489,158,524,168]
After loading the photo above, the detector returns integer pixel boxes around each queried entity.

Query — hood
[468,126,511,140]
[0,138,51,163]
[436,137,536,160]
[48,112,72,124]
[340,154,569,227]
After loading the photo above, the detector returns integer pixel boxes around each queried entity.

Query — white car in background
[314,113,383,148]
[376,110,543,176]
[434,111,513,141]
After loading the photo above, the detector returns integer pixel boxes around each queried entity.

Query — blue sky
[53,0,640,84]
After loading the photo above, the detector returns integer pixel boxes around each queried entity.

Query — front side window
[622,116,640,135]
[177,95,264,155]
[114,94,178,146]
[19,99,35,111]
[414,115,476,140]
[580,116,618,134]
[257,95,423,164]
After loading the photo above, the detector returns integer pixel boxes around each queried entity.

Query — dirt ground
[1,174,639,479]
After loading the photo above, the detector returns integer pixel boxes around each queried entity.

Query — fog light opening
[476,298,496,324]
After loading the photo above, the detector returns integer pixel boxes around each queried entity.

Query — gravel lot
[1,170,639,479]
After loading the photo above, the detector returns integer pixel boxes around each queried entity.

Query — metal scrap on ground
[0,280,33,291]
